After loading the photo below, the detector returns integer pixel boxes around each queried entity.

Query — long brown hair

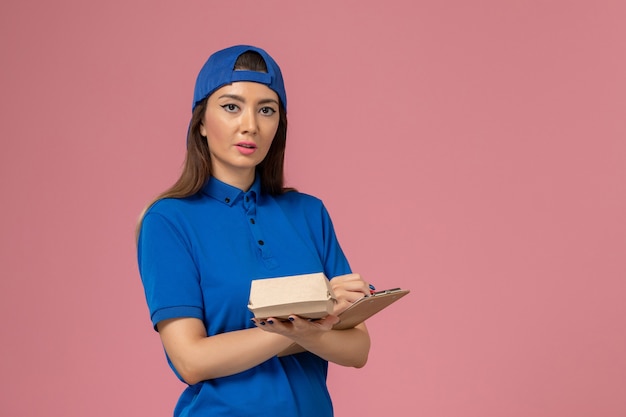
[136,51,291,239]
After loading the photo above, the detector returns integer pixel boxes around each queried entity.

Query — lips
[235,142,258,155]
[236,142,257,149]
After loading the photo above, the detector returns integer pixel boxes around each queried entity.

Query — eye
[221,104,239,113]
[259,107,276,116]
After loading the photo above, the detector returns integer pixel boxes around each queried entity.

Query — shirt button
[224,197,230,203]
[258,240,264,246]
[250,218,255,224]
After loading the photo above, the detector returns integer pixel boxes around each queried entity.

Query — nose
[240,107,258,135]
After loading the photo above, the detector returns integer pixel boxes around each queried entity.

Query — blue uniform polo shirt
[137,175,351,417]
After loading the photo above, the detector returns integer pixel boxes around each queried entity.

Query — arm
[254,316,370,368]
[298,322,370,368]
[159,272,371,385]
[157,318,294,385]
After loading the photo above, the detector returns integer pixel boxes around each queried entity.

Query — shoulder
[146,194,206,216]
[273,190,326,212]
[139,194,212,248]
[270,191,336,229]
[142,194,208,230]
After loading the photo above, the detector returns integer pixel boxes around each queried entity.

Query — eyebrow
[217,94,279,106]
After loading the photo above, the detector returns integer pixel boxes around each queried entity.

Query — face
[200,81,280,189]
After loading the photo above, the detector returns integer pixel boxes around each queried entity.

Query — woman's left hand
[251,314,340,341]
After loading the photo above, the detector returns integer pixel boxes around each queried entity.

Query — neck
[212,170,255,192]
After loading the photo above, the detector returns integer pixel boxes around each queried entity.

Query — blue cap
[192,45,287,112]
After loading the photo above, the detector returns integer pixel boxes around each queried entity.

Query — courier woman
[137,45,371,417]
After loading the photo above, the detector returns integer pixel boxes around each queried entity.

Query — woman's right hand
[329,273,370,315]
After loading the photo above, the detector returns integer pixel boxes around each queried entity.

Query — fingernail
[369,284,376,290]
[288,317,295,322]
[260,321,266,325]
[267,319,274,324]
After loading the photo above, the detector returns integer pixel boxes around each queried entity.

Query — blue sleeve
[137,211,204,330]
[319,203,352,280]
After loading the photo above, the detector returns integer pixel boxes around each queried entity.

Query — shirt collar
[201,175,262,206]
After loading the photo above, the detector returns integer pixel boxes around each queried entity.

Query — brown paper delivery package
[248,272,336,320]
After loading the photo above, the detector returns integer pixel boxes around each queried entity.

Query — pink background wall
[1,1,625,416]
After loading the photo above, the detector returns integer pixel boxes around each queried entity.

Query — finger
[251,318,265,327]
[336,281,369,292]
[307,315,338,331]
[256,317,289,333]
[287,315,318,330]
[286,315,332,332]
[334,288,368,303]
[331,276,370,296]
[265,317,291,328]
[332,273,363,284]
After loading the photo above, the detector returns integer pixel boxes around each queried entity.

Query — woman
[137,45,371,417]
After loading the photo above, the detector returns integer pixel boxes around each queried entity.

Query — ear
[199,122,207,137]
